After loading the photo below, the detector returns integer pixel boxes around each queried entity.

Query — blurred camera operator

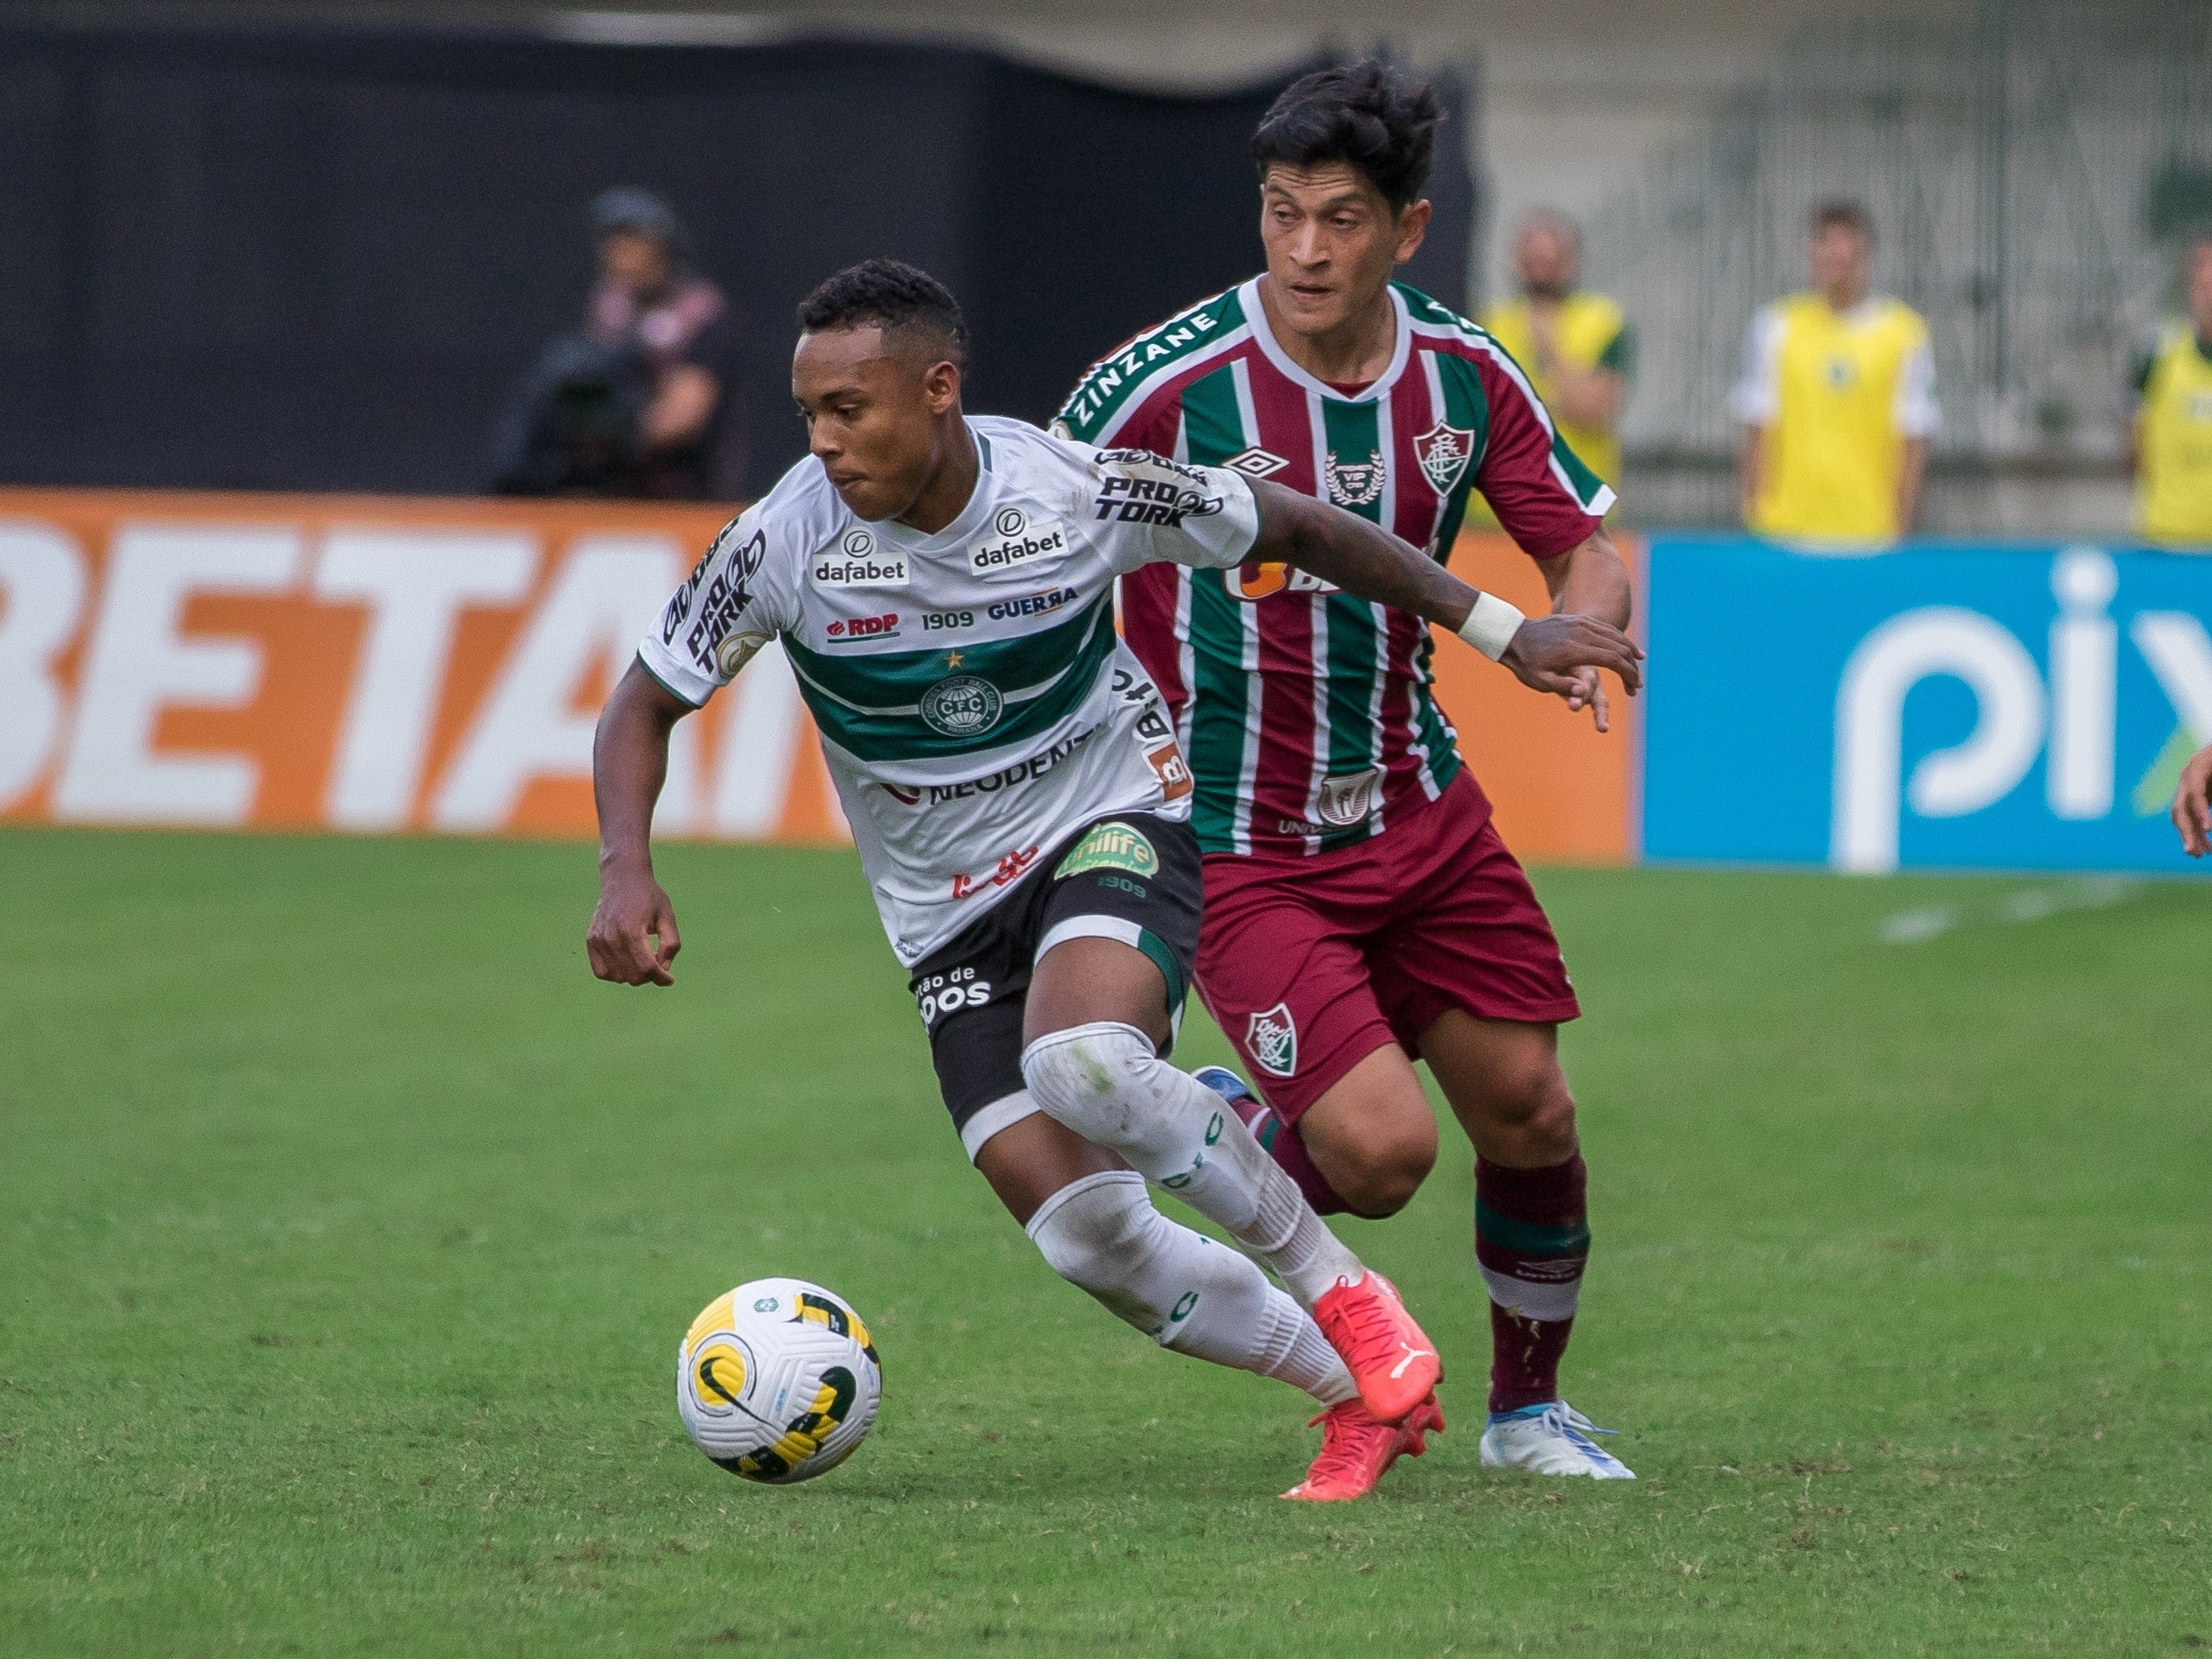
[490,188,741,499]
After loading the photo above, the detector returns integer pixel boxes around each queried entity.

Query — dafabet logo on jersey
[970,508,1070,577]
[814,528,909,587]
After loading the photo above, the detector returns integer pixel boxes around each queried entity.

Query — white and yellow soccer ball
[675,1277,882,1484]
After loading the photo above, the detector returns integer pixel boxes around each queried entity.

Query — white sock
[1021,1023,1365,1308]
[1024,1171,1356,1405]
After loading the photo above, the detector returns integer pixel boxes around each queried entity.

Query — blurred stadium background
[2,0,2206,528]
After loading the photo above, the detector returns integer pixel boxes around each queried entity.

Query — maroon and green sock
[1474,1154,1589,1414]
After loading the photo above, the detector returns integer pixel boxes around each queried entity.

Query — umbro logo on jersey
[814,528,908,588]
[1413,421,1477,497]
[1324,450,1388,508]
[1222,447,1290,479]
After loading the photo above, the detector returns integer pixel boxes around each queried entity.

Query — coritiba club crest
[1324,450,1387,508]
[1413,421,1476,497]
[1244,1003,1298,1078]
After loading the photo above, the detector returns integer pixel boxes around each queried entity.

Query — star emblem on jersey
[944,651,964,669]
[1412,421,1477,497]
[1324,450,1387,508]
[1244,1003,1299,1078]
[1223,447,1291,480]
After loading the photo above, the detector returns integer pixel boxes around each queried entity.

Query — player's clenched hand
[2172,741,2212,857]
[587,865,682,986]
[1501,613,1644,703]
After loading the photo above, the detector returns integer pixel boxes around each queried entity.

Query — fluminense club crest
[1243,1002,1299,1078]
[1413,420,1477,497]
[1324,449,1387,508]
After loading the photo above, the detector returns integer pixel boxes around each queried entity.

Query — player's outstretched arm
[587,660,691,987]
[1246,477,1645,700]
[2172,741,2212,857]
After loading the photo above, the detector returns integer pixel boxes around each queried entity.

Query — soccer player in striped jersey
[1055,63,1641,1484]
[589,260,1641,1499]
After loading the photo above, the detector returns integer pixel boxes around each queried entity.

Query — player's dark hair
[797,258,969,366]
[1810,198,1876,243]
[1249,61,1443,213]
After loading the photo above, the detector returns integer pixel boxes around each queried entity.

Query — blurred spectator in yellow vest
[1481,210,1630,510]
[1732,200,1937,550]
[2131,236,2212,551]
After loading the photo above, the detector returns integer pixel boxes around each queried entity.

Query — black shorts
[906,810,1203,1160]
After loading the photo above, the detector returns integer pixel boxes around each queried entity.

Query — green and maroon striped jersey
[1054,278,1612,858]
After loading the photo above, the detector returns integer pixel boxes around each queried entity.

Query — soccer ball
[675,1277,883,1484]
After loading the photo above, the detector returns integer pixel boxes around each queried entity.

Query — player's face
[2189,244,2212,329]
[599,228,672,298]
[1809,224,1871,305]
[793,326,961,523]
[1258,163,1430,340]
[1515,223,1577,301]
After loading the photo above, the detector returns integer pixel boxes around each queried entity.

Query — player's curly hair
[797,258,969,366]
[1250,60,1443,213]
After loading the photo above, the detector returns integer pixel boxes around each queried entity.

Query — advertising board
[1644,537,2212,874]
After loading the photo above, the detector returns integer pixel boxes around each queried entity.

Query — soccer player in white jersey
[1054,64,1644,1484]
[587,260,1641,1498]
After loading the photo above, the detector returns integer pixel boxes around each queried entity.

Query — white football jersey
[637,416,1260,964]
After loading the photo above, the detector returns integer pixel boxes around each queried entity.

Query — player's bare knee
[1483,1063,1578,1162]
[1332,1116,1437,1219]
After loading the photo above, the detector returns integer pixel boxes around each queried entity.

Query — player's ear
[922,358,962,414]
[1393,199,1433,266]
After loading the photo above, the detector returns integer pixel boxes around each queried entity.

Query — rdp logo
[826,613,900,641]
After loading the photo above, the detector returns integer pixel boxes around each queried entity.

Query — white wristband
[1456,591,1526,661]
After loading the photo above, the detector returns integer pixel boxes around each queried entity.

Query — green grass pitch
[2,827,2206,1656]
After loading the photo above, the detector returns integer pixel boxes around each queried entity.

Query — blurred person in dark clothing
[490,188,743,498]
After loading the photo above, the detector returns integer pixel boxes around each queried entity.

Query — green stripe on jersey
[1177,363,1258,852]
[1430,351,1493,562]
[1055,287,1248,442]
[785,594,1116,763]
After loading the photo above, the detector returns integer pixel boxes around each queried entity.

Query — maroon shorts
[1194,769,1580,1122]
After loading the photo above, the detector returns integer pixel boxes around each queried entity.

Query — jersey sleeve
[1469,359,1612,560]
[1892,318,1939,438]
[1729,305,1785,425]
[635,504,793,706]
[1083,447,1259,574]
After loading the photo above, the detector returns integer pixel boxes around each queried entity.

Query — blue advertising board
[1641,537,2212,873]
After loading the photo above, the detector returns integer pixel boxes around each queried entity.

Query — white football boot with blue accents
[1479,1402,1636,1480]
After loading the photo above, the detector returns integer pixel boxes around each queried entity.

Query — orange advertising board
[0,489,849,843]
[0,493,1634,862]
[1430,532,1641,865]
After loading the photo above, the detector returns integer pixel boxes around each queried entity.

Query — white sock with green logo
[1021,1022,1365,1309]
[1024,1170,1355,1403]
